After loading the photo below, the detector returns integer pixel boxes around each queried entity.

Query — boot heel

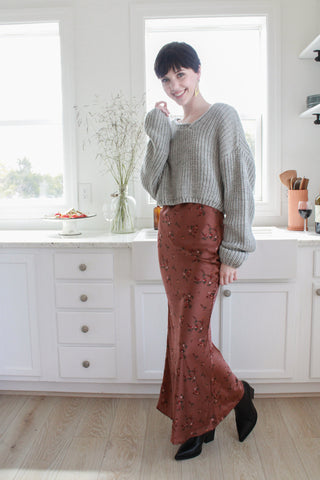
[249,386,254,399]
[204,429,215,443]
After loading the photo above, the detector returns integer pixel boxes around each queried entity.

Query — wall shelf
[299,34,320,59]
[300,104,320,118]
[299,35,320,124]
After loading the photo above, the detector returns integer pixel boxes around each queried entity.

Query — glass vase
[110,188,136,234]
[102,198,113,233]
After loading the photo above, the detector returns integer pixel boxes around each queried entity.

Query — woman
[140,42,257,461]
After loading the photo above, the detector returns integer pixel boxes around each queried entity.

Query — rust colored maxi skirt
[157,203,244,445]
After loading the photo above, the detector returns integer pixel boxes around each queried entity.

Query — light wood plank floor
[0,394,319,480]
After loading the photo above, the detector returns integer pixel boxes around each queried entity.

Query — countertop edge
[0,230,138,248]
[0,227,319,248]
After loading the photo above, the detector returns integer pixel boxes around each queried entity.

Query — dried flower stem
[75,93,145,233]
[75,92,145,191]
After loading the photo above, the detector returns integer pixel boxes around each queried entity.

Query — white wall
[276,0,320,229]
[0,0,319,230]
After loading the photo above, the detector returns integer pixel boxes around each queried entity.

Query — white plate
[43,214,96,236]
[44,214,96,221]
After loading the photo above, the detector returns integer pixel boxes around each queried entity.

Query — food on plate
[54,208,87,219]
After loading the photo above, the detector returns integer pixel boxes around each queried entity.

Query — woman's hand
[155,101,170,117]
[220,263,238,285]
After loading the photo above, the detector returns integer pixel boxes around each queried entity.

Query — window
[130,2,281,219]
[145,16,266,203]
[0,11,75,221]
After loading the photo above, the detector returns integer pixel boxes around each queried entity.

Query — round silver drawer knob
[79,264,87,271]
[82,360,90,368]
[223,289,232,297]
[316,289,320,296]
[81,325,89,333]
[80,294,88,302]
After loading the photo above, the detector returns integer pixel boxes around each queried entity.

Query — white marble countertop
[0,226,319,248]
[276,228,320,245]
[0,229,138,248]
[134,226,320,246]
[266,227,320,245]
[256,226,320,246]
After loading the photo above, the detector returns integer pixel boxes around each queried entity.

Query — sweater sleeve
[140,108,171,200]
[218,108,256,268]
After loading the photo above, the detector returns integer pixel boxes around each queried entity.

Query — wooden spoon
[293,177,302,190]
[299,177,309,190]
[289,176,297,190]
[279,170,297,188]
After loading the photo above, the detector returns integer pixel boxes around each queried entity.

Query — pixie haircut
[154,42,201,78]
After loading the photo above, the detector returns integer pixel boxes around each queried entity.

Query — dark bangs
[154,42,201,78]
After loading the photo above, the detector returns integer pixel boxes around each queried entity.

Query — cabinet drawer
[55,283,114,308]
[57,312,115,344]
[54,253,113,280]
[58,346,116,378]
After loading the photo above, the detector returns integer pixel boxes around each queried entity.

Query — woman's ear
[197,64,202,80]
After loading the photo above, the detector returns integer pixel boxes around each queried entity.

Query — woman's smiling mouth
[173,89,187,98]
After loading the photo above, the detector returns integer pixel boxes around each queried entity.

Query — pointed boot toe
[174,429,215,461]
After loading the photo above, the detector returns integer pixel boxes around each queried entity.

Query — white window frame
[0,8,77,228]
[130,1,281,222]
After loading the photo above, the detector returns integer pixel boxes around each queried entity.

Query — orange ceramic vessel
[288,189,308,231]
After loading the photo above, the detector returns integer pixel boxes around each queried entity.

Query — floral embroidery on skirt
[157,203,244,445]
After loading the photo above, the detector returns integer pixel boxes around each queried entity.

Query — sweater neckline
[173,104,214,127]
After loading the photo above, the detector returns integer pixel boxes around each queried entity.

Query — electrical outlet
[78,183,92,210]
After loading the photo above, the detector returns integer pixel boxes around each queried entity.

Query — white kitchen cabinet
[54,252,117,380]
[134,282,220,380]
[0,254,40,377]
[134,281,297,382]
[310,283,320,378]
[134,284,167,379]
[0,230,320,396]
[132,230,298,384]
[310,250,320,378]
[220,283,296,380]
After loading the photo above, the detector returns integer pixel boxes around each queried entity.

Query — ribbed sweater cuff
[145,108,171,140]
[219,245,248,269]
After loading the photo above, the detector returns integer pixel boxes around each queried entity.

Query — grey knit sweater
[141,103,256,268]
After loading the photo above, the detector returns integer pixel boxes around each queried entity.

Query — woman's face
[160,66,201,106]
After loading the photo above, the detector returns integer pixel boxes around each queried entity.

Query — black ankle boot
[234,380,257,442]
[174,429,215,461]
